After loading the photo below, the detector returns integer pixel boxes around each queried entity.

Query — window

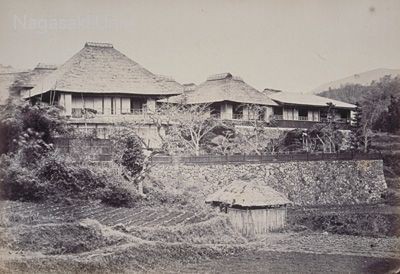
[273,107,283,120]
[232,103,243,120]
[298,108,308,121]
[130,97,147,114]
[210,103,221,118]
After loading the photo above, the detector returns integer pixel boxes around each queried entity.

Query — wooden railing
[53,138,382,163]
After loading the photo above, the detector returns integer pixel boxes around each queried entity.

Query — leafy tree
[0,99,65,162]
[110,129,145,177]
[350,102,363,151]
[386,95,400,133]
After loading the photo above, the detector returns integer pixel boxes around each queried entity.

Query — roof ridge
[84,42,113,48]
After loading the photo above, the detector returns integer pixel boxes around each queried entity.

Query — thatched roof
[159,73,278,106]
[0,72,19,104]
[0,64,57,104]
[25,42,183,98]
[265,90,356,109]
[206,180,291,207]
[14,64,58,89]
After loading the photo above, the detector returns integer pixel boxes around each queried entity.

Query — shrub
[0,151,140,207]
[0,155,46,201]
[0,99,65,155]
[100,185,141,207]
[110,129,144,177]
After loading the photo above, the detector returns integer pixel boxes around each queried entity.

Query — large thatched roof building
[25,42,183,99]
[23,42,183,119]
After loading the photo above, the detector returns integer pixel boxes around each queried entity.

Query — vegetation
[319,75,400,134]
[0,99,141,207]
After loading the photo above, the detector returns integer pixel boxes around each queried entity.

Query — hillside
[312,68,400,95]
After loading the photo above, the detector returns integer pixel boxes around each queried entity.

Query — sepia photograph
[0,0,399,273]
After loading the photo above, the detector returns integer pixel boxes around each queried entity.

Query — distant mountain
[312,68,400,94]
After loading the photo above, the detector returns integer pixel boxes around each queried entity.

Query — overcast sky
[0,0,399,92]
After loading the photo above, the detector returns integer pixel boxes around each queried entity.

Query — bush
[110,129,144,177]
[0,155,46,201]
[0,100,65,155]
[100,185,141,207]
[0,151,141,207]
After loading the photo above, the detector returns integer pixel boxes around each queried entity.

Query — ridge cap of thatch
[35,63,58,70]
[84,42,114,48]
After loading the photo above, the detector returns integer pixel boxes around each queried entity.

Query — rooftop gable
[160,73,278,106]
[25,42,183,98]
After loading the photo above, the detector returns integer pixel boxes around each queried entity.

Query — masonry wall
[149,160,387,206]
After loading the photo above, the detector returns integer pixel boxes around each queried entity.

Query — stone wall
[149,160,387,206]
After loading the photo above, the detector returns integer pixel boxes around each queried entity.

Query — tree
[282,104,345,153]
[0,99,65,161]
[118,103,223,155]
[386,95,400,133]
[350,102,364,151]
[110,129,145,177]
[232,104,275,155]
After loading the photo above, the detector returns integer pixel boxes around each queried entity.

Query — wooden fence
[53,138,382,163]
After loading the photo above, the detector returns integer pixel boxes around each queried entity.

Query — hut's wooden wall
[228,207,286,236]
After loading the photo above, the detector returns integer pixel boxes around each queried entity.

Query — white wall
[221,102,233,119]
[58,93,72,116]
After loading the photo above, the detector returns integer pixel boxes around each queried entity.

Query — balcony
[298,116,308,121]
[232,113,244,120]
[69,107,152,124]
[272,115,283,120]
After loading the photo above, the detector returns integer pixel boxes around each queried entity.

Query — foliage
[319,75,400,135]
[109,129,145,177]
[0,147,140,207]
[283,105,345,153]
[0,99,65,155]
[149,103,223,155]
[385,95,400,133]
[349,103,371,152]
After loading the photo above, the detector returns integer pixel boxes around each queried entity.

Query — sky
[0,0,399,92]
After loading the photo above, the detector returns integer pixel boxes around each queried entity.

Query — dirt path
[154,251,400,274]
[257,232,400,259]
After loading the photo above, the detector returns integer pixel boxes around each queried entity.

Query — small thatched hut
[206,180,292,236]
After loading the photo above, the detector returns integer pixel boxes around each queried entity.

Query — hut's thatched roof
[265,90,356,109]
[24,42,183,98]
[159,73,278,106]
[206,180,291,207]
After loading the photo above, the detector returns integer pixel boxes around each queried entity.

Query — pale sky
[0,0,399,92]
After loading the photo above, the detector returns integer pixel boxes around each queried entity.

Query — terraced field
[0,200,213,229]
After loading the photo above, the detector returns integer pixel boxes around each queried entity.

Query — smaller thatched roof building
[206,180,292,235]
[206,180,291,208]
[159,72,277,106]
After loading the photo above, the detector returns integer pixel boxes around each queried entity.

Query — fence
[53,138,382,163]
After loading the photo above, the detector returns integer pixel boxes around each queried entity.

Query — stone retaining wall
[149,160,387,206]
